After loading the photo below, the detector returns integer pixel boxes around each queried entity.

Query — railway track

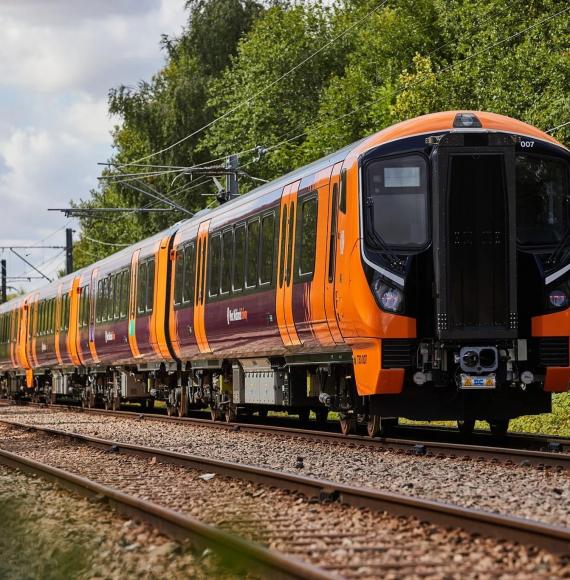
[0,429,329,580]
[2,418,569,557]
[10,401,570,470]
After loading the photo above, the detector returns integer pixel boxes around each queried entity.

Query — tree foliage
[74,0,570,268]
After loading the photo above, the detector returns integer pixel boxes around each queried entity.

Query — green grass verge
[401,393,570,437]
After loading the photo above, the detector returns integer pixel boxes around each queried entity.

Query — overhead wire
[113,0,390,168]
[546,120,570,134]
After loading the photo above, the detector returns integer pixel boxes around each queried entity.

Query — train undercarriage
[1,339,558,439]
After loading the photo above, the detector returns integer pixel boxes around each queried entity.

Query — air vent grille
[537,337,569,367]
[382,340,416,369]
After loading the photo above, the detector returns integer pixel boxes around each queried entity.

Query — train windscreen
[364,155,428,249]
[516,154,569,247]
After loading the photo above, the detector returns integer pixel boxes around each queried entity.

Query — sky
[0,0,188,293]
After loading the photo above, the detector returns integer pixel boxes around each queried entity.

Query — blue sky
[0,0,187,292]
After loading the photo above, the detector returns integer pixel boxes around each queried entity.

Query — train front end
[354,112,569,431]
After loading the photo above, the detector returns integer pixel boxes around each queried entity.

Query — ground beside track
[0,464,225,580]
[401,393,570,437]
[2,407,570,528]
[1,425,568,579]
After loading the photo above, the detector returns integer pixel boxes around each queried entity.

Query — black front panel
[448,155,509,330]
[432,133,518,340]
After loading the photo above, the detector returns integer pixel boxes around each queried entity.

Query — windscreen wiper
[365,201,405,272]
[548,228,570,267]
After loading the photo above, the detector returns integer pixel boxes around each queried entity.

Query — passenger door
[276,181,301,347]
[194,220,212,353]
[325,162,345,343]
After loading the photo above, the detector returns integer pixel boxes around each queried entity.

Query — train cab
[349,111,570,434]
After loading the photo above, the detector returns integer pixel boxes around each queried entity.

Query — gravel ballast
[0,423,568,579]
[1,407,568,528]
[0,463,222,579]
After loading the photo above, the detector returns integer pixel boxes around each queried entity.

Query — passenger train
[1,111,568,436]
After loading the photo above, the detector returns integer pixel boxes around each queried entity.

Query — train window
[105,277,112,322]
[260,214,274,285]
[137,262,147,314]
[47,299,53,334]
[61,294,66,331]
[365,155,428,248]
[300,197,317,276]
[183,243,195,304]
[85,285,91,326]
[146,258,155,312]
[120,271,129,319]
[114,275,121,320]
[233,225,245,292]
[174,247,184,305]
[79,288,85,328]
[328,184,339,283]
[339,169,347,213]
[96,281,102,323]
[516,154,569,246]
[286,203,295,285]
[113,275,119,320]
[246,219,260,288]
[100,278,106,322]
[209,234,221,297]
[221,230,233,294]
[82,288,87,328]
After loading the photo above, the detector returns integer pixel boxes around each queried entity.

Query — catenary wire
[113,0,390,168]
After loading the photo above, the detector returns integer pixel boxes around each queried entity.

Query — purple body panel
[204,290,280,357]
[93,319,131,364]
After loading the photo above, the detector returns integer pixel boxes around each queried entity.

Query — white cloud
[0,0,188,291]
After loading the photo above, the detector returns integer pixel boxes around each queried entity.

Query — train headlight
[548,290,568,309]
[453,112,482,128]
[372,279,403,312]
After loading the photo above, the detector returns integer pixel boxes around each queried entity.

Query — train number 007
[520,140,535,148]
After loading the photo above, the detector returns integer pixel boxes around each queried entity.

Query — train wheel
[210,408,220,421]
[339,414,355,436]
[315,408,329,426]
[86,392,95,409]
[112,397,120,411]
[489,419,509,437]
[224,405,236,423]
[166,404,175,417]
[457,420,475,436]
[298,408,310,426]
[367,415,382,438]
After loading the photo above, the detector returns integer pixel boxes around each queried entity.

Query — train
[1,111,568,436]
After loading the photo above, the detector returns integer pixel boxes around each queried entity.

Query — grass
[0,495,91,580]
[401,393,570,437]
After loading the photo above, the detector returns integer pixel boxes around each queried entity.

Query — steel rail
[0,437,330,580]
[28,403,570,470]
[3,419,569,555]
